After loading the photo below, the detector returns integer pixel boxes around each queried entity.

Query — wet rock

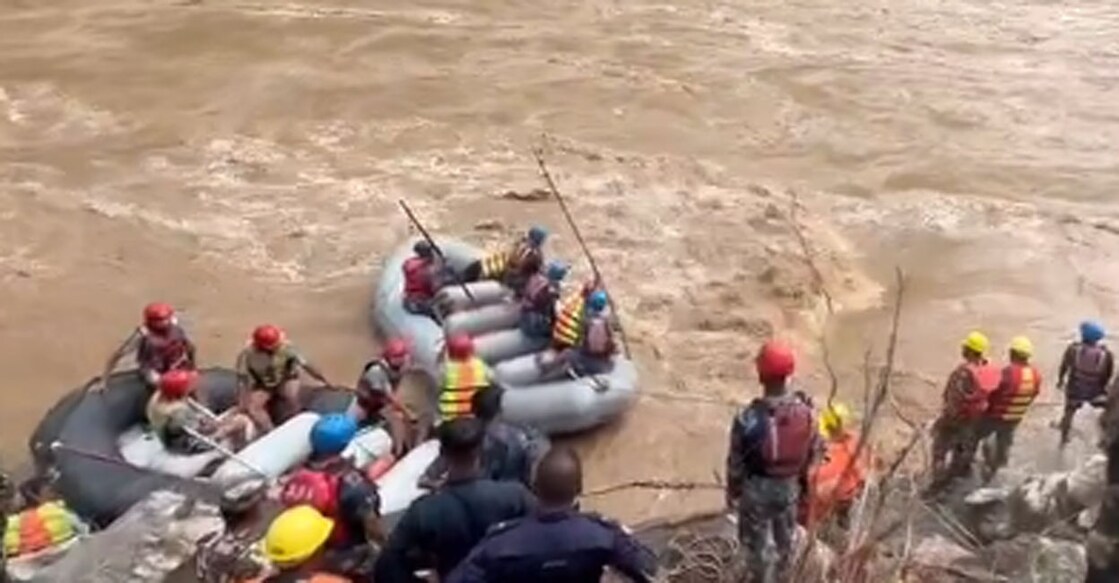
[499,188,550,202]
[27,491,221,583]
[908,535,988,580]
[983,535,1086,582]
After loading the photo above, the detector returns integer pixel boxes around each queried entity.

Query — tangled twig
[585,479,724,498]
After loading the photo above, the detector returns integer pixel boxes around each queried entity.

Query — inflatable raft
[372,238,638,435]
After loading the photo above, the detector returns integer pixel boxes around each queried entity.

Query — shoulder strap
[446,486,487,543]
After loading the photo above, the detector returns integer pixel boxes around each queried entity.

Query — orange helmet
[159,369,197,399]
[252,324,284,351]
[756,340,795,381]
[447,333,474,360]
[143,302,175,332]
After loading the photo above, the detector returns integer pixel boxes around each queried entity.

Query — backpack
[756,397,815,478]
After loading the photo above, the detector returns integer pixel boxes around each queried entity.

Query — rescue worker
[570,290,616,376]
[421,385,550,489]
[373,417,535,582]
[725,340,818,583]
[805,402,869,529]
[3,475,87,568]
[440,333,492,423]
[254,505,351,583]
[348,339,414,457]
[147,370,255,452]
[402,240,446,318]
[446,447,657,583]
[94,302,197,392]
[1057,320,1114,448]
[520,261,568,339]
[464,226,548,293]
[236,324,332,433]
[195,480,269,583]
[979,336,1041,483]
[279,413,385,573]
[928,332,1001,493]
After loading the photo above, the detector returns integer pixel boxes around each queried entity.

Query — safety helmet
[587,291,608,313]
[309,414,358,458]
[1009,336,1034,358]
[252,324,284,351]
[961,331,990,356]
[143,302,174,331]
[756,340,795,381]
[382,338,410,367]
[447,333,475,360]
[546,261,569,283]
[819,402,852,440]
[413,240,433,258]
[1080,320,1106,345]
[262,505,334,568]
[527,225,548,247]
[158,369,197,399]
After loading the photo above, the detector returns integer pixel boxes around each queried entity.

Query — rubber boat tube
[442,303,521,337]
[38,368,355,525]
[373,238,639,434]
[376,439,440,524]
[436,280,508,313]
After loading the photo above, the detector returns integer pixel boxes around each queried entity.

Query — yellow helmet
[819,402,852,440]
[1009,336,1033,357]
[962,331,990,355]
[262,505,334,568]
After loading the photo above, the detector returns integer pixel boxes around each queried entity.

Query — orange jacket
[805,432,869,525]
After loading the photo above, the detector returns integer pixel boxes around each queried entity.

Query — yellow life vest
[4,502,79,558]
[440,358,489,421]
[552,292,585,348]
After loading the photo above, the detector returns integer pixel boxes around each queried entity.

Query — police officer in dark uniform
[421,386,550,488]
[373,417,535,582]
[446,447,657,583]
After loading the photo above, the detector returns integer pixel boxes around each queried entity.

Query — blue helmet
[546,261,569,282]
[1080,320,1106,345]
[588,290,608,313]
[309,414,358,458]
[527,226,548,247]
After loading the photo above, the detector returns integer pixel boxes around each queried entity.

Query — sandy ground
[3,0,1119,525]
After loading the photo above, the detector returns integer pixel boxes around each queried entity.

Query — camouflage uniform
[194,526,269,583]
[930,364,982,487]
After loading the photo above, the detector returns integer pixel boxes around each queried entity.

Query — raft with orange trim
[373,238,638,435]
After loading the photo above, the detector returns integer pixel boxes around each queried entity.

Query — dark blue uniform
[445,508,657,583]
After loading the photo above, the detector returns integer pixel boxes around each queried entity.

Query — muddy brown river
[3,0,1119,523]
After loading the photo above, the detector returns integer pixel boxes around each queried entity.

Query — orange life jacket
[986,363,1041,422]
[806,433,868,525]
[958,362,1002,419]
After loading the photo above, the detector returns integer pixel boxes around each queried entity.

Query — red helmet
[383,338,410,367]
[756,340,795,381]
[143,302,174,331]
[159,369,197,399]
[252,324,284,351]
[447,333,474,360]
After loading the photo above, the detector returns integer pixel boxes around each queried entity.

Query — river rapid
[3,0,1119,522]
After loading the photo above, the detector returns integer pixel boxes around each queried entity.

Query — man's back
[373,477,534,581]
[446,509,655,583]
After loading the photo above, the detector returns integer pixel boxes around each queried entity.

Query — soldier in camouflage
[194,481,270,583]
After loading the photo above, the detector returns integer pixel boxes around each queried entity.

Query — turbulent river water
[3,0,1119,522]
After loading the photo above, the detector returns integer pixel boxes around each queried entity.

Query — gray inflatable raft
[371,238,638,435]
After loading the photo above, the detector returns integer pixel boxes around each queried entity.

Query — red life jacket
[520,274,553,312]
[986,363,1041,422]
[402,257,435,301]
[1071,343,1109,390]
[959,362,1002,419]
[760,397,815,478]
[279,458,352,547]
[581,316,615,358]
[137,325,192,373]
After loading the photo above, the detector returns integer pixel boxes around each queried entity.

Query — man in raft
[1057,320,1114,448]
[725,340,818,582]
[147,370,255,452]
[979,336,1041,483]
[93,302,197,392]
[348,338,415,457]
[402,240,450,318]
[255,505,352,582]
[463,225,548,294]
[280,414,385,577]
[570,290,616,376]
[519,260,568,339]
[236,324,333,432]
[928,331,1001,493]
